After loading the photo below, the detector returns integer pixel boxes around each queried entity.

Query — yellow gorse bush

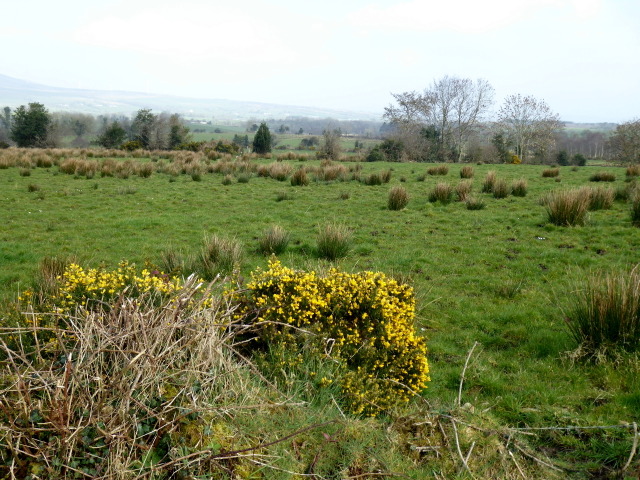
[242,259,430,415]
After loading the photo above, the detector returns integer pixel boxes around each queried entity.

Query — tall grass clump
[290,167,309,186]
[587,186,614,211]
[459,165,474,179]
[258,225,290,255]
[4,274,254,479]
[511,178,528,197]
[465,197,486,210]
[427,164,449,176]
[492,179,510,199]
[316,223,351,260]
[387,185,409,210]
[428,182,454,204]
[481,170,497,193]
[632,191,640,227]
[626,164,640,177]
[455,180,473,202]
[199,234,243,279]
[363,172,383,185]
[590,171,616,182]
[542,168,560,178]
[543,188,590,226]
[566,265,640,353]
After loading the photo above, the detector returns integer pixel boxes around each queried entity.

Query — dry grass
[290,168,309,186]
[258,225,290,255]
[587,186,614,211]
[492,179,510,199]
[199,234,243,279]
[459,165,474,179]
[481,170,497,193]
[626,164,640,177]
[511,178,528,197]
[428,183,454,204]
[388,185,409,210]
[317,224,351,260]
[427,164,449,176]
[542,168,560,178]
[455,180,473,202]
[543,188,591,226]
[590,171,616,182]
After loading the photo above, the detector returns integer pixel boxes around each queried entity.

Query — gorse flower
[241,260,430,415]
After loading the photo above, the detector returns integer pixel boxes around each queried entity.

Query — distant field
[1,151,639,476]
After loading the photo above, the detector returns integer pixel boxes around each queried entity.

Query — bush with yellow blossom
[240,260,430,415]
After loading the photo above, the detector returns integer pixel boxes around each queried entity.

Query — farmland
[1,148,639,478]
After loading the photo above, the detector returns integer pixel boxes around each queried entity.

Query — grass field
[1,149,639,478]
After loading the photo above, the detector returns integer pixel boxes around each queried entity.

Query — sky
[2,0,639,122]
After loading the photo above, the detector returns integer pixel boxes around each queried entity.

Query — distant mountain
[0,74,381,122]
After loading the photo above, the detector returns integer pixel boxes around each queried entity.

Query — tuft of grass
[237,173,251,183]
[427,164,449,176]
[455,180,473,202]
[632,191,640,227]
[316,223,351,261]
[258,225,290,255]
[363,172,383,186]
[511,178,528,197]
[159,247,193,276]
[27,183,40,192]
[481,170,497,193]
[626,164,640,177]
[290,168,309,186]
[566,265,640,353]
[492,179,510,199]
[222,174,234,185]
[543,188,590,226]
[338,191,350,200]
[19,168,31,177]
[387,185,409,210]
[276,191,292,202]
[460,165,474,179]
[428,182,454,204]
[542,168,560,178]
[589,171,616,182]
[465,196,486,210]
[587,186,614,211]
[199,234,243,279]
[380,169,392,183]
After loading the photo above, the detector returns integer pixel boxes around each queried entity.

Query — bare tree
[384,76,494,162]
[495,94,561,162]
[608,118,640,164]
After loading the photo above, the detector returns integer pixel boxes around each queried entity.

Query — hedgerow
[239,260,430,416]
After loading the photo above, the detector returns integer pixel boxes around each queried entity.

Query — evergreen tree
[252,123,272,154]
[10,103,51,147]
[97,121,127,148]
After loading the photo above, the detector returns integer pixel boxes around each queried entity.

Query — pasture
[1,148,639,478]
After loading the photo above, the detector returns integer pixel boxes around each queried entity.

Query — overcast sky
[2,0,639,122]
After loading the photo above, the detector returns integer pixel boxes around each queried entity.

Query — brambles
[199,234,243,280]
[258,225,290,255]
[543,188,590,226]
[317,223,351,260]
[511,178,528,197]
[590,171,616,182]
[428,182,453,204]
[460,165,474,178]
[427,164,449,176]
[481,170,497,193]
[455,180,473,202]
[566,265,640,353]
[492,179,510,199]
[241,260,430,415]
[542,168,560,178]
[388,185,409,210]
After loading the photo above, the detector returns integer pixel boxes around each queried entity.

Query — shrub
[460,165,474,179]
[317,224,351,260]
[427,164,449,176]
[455,180,473,202]
[465,197,486,210]
[240,260,430,415]
[566,265,640,353]
[542,168,560,178]
[492,179,510,199]
[573,153,587,166]
[291,168,309,186]
[199,234,243,280]
[428,183,453,204]
[511,178,528,197]
[481,171,496,193]
[587,186,614,211]
[258,225,290,255]
[543,188,590,226]
[590,171,616,182]
[388,185,409,210]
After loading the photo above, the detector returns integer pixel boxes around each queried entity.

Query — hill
[0,74,381,122]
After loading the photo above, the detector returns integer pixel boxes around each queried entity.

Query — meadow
[1,147,639,478]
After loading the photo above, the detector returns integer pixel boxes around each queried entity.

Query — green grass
[0,153,638,477]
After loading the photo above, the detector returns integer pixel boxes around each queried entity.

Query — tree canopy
[10,103,51,147]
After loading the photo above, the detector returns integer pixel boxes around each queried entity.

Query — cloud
[347,0,594,34]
